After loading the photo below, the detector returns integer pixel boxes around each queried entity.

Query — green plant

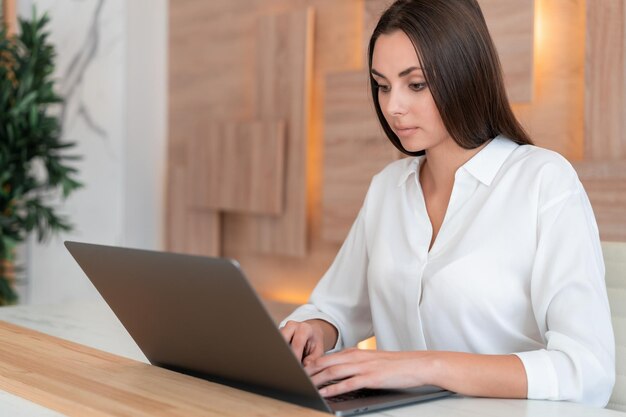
[0,9,82,305]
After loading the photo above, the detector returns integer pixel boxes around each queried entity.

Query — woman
[280,0,615,407]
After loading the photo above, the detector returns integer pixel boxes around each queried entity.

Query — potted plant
[0,9,82,305]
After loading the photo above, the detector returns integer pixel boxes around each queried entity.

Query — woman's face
[371,30,452,153]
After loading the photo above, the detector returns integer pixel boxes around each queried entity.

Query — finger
[319,376,368,398]
[310,363,362,388]
[302,342,324,368]
[306,348,363,375]
[280,322,310,362]
[291,327,313,362]
[279,322,296,343]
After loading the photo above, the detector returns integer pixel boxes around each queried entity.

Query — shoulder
[504,144,583,207]
[508,145,578,182]
[510,144,575,173]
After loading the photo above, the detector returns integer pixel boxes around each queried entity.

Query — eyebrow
[371,66,422,79]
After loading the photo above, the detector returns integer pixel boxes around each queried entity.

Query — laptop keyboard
[325,388,388,403]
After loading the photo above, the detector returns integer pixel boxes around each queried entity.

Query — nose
[384,88,408,116]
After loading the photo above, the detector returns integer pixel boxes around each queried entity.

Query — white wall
[16,0,167,305]
[125,0,167,251]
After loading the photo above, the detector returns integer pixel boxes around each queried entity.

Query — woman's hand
[304,348,433,397]
[305,348,528,400]
[280,319,338,364]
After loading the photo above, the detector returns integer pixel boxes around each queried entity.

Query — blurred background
[1,0,624,308]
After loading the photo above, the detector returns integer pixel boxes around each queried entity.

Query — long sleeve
[514,179,615,407]
[280,204,373,351]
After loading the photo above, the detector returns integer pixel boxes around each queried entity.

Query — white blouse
[282,136,615,407]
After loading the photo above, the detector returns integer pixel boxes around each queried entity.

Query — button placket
[407,171,430,348]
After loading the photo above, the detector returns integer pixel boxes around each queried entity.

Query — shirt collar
[397,135,520,187]
[462,135,519,186]
[397,156,423,186]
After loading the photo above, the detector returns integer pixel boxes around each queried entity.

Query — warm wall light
[264,289,309,306]
[532,0,547,98]
[358,337,377,350]
[534,0,544,56]
[514,0,586,160]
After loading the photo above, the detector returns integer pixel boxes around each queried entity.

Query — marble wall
[15,0,167,304]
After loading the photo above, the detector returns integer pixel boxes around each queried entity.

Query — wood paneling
[585,0,626,160]
[183,209,222,258]
[512,0,585,161]
[221,8,314,257]
[479,0,535,102]
[169,3,315,257]
[362,0,394,62]
[188,121,286,215]
[167,1,257,255]
[168,162,222,257]
[363,0,535,102]
[219,1,364,303]
[166,114,221,257]
[322,70,398,243]
[575,161,626,242]
[581,0,626,241]
[169,1,364,302]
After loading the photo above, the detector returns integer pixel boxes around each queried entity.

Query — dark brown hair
[368,0,533,156]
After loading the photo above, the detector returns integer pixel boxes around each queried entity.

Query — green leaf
[0,276,18,305]
[0,235,18,261]
[61,177,82,198]
[0,7,83,303]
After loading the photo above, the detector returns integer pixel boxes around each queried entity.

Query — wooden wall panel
[167,1,258,255]
[169,1,363,303]
[219,1,364,303]
[362,0,393,61]
[512,0,585,161]
[585,0,626,160]
[183,210,222,258]
[363,0,535,102]
[221,8,314,257]
[168,2,257,122]
[321,70,398,243]
[479,0,535,102]
[581,0,626,241]
[168,164,221,258]
[167,112,221,257]
[187,121,286,215]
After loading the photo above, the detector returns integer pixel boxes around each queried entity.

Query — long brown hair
[368,0,533,156]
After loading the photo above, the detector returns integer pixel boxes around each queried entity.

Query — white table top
[0,299,623,417]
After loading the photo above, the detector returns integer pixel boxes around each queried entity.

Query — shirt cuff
[514,349,560,400]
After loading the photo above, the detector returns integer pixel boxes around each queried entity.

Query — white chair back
[604,241,626,412]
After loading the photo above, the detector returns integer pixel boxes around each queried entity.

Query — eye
[410,83,426,92]
[377,83,390,93]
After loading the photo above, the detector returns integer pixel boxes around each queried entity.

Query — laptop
[65,241,452,416]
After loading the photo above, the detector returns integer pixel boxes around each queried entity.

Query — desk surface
[0,300,622,417]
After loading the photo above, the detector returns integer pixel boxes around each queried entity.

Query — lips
[394,126,418,138]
